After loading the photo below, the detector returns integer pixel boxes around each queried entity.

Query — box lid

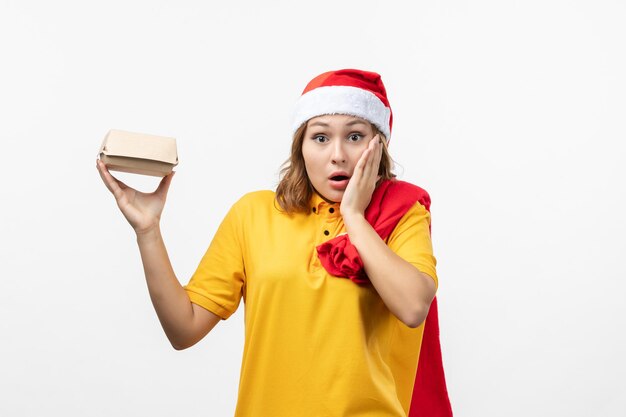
[100,129,178,165]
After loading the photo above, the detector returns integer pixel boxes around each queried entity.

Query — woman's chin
[316,188,343,204]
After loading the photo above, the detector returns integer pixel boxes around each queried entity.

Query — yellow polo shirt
[184,190,437,417]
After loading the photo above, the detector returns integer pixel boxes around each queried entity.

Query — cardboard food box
[99,129,178,177]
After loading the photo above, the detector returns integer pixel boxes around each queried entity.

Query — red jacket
[317,179,453,417]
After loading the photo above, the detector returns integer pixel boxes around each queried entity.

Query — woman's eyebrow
[346,120,368,126]
[309,121,329,127]
[309,120,368,128]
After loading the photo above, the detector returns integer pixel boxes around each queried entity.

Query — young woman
[96,69,451,417]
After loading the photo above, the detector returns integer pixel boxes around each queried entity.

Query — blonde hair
[275,121,396,214]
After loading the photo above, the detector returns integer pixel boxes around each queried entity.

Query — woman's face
[301,114,377,203]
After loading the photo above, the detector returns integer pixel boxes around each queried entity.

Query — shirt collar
[309,191,340,216]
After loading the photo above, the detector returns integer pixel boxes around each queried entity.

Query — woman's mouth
[329,175,350,189]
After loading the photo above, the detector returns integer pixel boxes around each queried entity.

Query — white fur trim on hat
[291,86,391,139]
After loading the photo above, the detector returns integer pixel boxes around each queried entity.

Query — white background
[1,1,624,416]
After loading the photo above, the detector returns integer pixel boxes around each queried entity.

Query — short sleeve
[386,201,438,290]
[184,201,246,320]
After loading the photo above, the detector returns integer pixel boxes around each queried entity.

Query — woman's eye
[313,135,327,143]
[348,134,362,142]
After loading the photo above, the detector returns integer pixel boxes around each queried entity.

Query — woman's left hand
[340,134,383,219]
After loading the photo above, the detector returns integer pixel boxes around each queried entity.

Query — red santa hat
[292,69,393,140]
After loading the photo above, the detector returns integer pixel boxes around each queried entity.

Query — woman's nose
[331,142,346,164]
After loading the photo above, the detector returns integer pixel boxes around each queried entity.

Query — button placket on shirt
[309,200,343,271]
[321,204,341,238]
[310,195,343,239]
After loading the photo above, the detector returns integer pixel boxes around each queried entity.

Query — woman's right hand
[96,159,175,235]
